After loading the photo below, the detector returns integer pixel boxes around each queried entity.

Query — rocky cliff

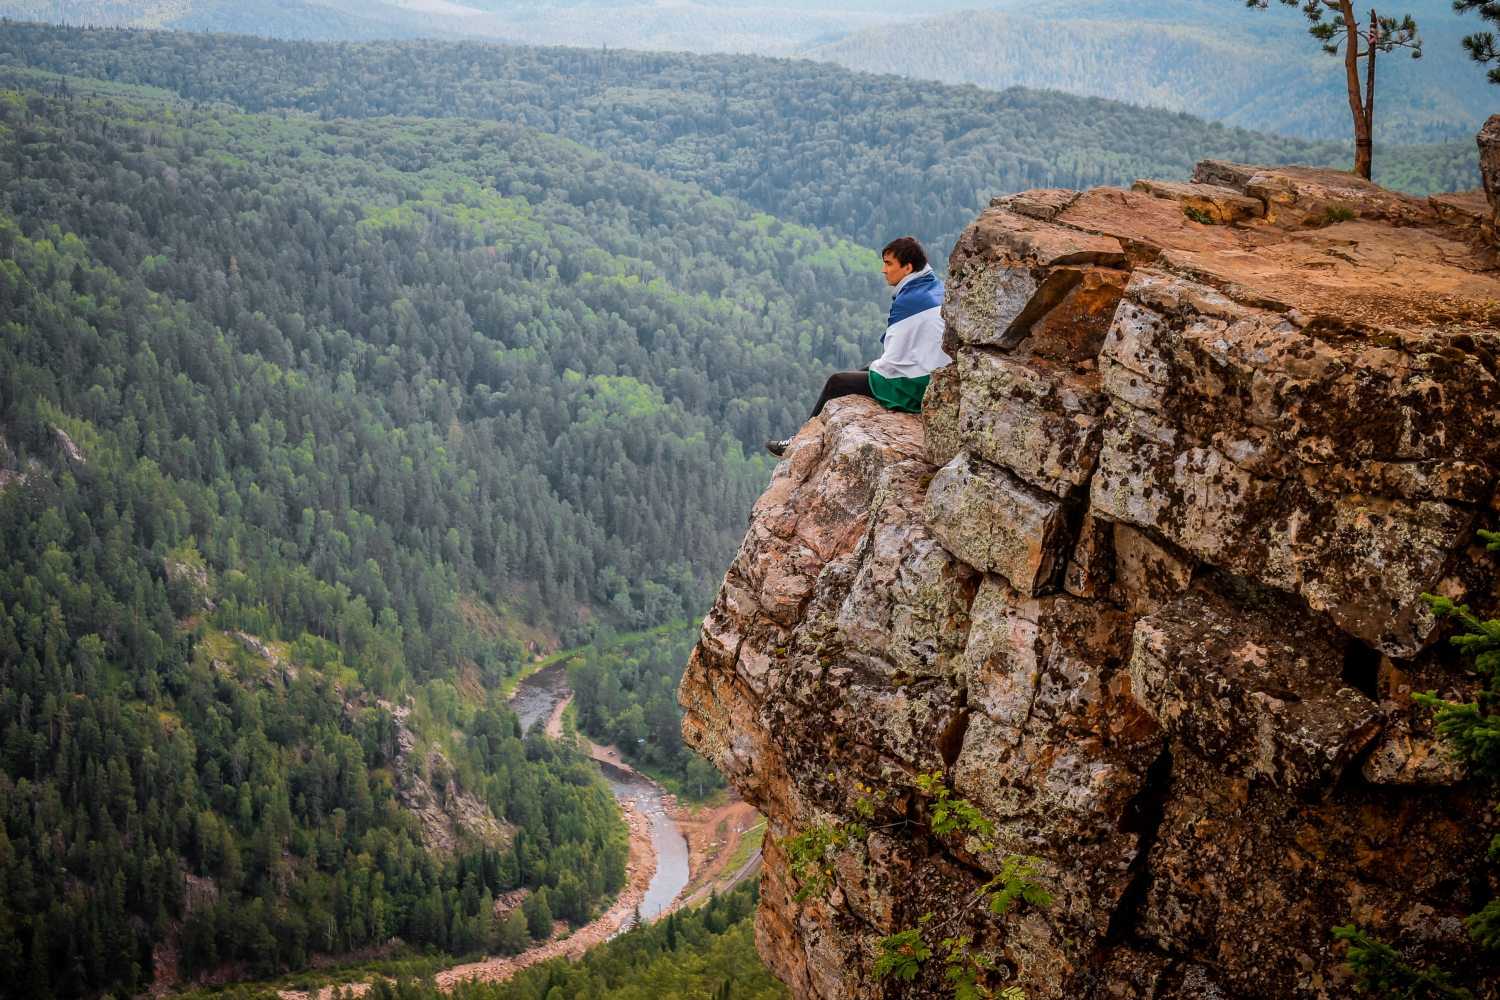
[679,159,1500,999]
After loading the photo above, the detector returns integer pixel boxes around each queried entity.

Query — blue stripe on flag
[888,273,944,326]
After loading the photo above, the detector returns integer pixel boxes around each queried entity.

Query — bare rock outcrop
[388,704,509,854]
[164,555,216,614]
[54,426,85,464]
[681,162,1500,999]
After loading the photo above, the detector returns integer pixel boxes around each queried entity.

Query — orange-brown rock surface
[680,162,1500,999]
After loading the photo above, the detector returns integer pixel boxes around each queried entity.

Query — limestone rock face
[681,164,1500,999]
[1091,267,1492,656]
[1128,581,1384,792]
[925,453,1070,594]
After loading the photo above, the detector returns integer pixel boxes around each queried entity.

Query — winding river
[509,662,691,927]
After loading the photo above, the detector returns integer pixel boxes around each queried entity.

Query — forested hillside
[0,22,1479,268]
[564,625,722,796]
[0,71,881,995]
[810,0,1493,144]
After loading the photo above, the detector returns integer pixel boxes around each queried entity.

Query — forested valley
[563,625,722,796]
[170,884,783,1000]
[0,64,876,995]
[362,884,784,1000]
[0,18,1489,999]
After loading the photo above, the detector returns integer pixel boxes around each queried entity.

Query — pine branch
[1333,925,1475,999]
[1456,0,1500,80]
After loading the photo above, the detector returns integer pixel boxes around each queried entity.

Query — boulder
[937,196,1130,500]
[945,208,1127,350]
[954,348,1107,497]
[924,452,1071,593]
[1108,522,1195,617]
[1138,753,1494,999]
[1131,178,1265,224]
[1360,717,1468,786]
[823,458,978,685]
[1430,190,1492,240]
[921,360,963,469]
[1191,160,1434,227]
[948,578,1163,999]
[990,187,1079,222]
[1091,267,1496,656]
[1128,581,1384,792]
[959,577,1157,751]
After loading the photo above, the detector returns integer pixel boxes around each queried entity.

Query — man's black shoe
[765,438,791,457]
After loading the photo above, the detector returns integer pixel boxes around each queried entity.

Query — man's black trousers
[810,368,874,418]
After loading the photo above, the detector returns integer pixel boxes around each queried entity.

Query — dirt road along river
[276,661,751,999]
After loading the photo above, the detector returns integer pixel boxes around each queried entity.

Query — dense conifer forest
[0,21,1481,264]
[374,884,784,1000]
[0,70,874,995]
[168,883,782,1000]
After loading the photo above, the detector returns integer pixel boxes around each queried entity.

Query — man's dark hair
[882,236,927,272]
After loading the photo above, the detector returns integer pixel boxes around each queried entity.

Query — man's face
[881,253,914,287]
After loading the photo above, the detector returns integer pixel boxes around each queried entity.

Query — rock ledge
[681,163,1500,999]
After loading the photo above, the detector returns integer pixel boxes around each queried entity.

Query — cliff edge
[680,158,1500,999]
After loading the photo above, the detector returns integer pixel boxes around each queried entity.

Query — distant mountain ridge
[4,0,1490,141]
[807,0,1493,143]
[1,0,457,39]
[0,0,930,50]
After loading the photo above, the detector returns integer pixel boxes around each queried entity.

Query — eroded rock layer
[680,163,1500,998]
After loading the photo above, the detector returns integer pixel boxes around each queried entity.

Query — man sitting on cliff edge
[765,236,953,457]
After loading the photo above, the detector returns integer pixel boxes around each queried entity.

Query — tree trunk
[1361,8,1378,180]
[1338,0,1372,179]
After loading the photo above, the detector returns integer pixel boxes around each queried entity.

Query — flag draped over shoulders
[867,265,951,412]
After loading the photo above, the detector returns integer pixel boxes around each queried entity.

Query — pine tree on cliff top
[1243,0,1421,179]
[1455,1,1500,82]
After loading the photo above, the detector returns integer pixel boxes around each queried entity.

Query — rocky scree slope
[679,134,1500,999]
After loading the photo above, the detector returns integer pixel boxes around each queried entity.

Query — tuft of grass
[722,820,766,876]
[1183,205,1216,225]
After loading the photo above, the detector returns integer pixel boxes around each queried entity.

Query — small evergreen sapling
[1333,530,1500,996]
[1416,528,1500,954]
[1242,1,1421,179]
[1454,2,1500,82]
[1418,604,1500,782]
[1332,925,1475,999]
[783,772,1050,999]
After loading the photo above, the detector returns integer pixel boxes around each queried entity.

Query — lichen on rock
[681,161,1500,999]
